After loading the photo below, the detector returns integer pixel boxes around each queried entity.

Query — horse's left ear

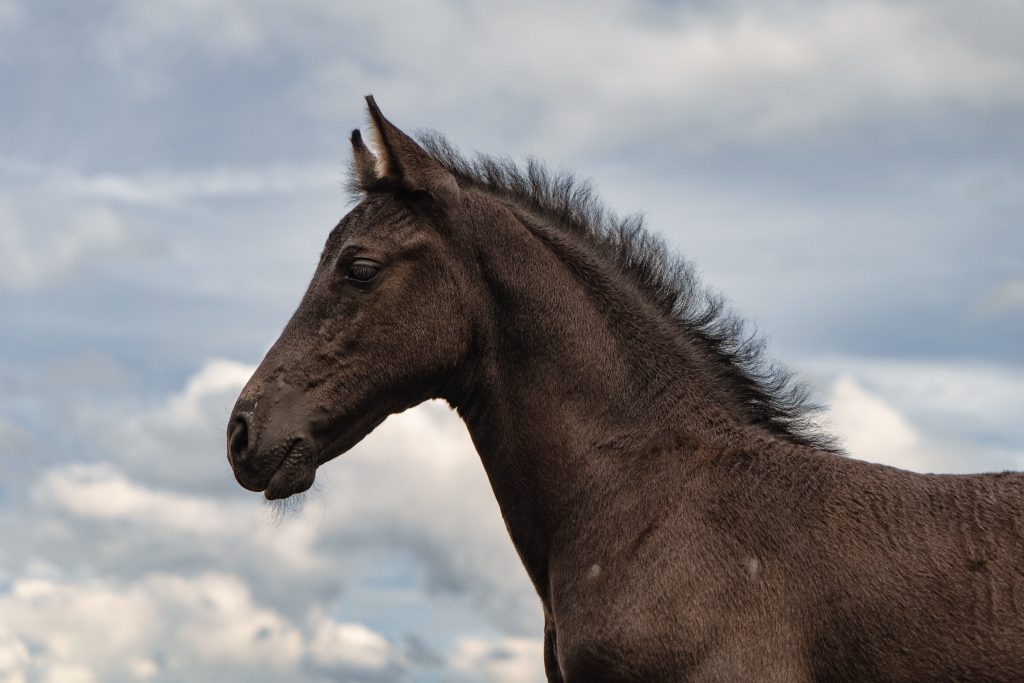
[362,95,460,203]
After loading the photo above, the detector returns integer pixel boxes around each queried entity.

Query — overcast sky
[1,1,1022,682]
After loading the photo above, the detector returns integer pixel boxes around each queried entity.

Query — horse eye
[346,259,381,283]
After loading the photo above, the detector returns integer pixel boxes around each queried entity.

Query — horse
[227,96,1024,681]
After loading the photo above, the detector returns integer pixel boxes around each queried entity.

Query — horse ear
[350,129,378,188]
[363,95,459,202]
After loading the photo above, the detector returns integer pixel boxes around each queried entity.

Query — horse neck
[446,200,750,601]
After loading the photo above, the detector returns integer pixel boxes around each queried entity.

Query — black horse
[228,97,1024,681]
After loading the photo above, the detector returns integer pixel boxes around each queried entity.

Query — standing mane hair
[351,132,837,452]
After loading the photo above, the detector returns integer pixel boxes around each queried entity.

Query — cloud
[0,196,126,290]
[0,626,30,683]
[818,360,1024,474]
[78,354,524,582]
[7,303,1021,682]
[25,355,1024,679]
[449,636,545,683]
[826,374,930,472]
[77,0,1024,154]
[530,0,1023,147]
[21,357,540,650]
[817,359,1024,448]
[0,157,341,206]
[76,358,540,632]
[307,614,392,670]
[0,572,399,683]
[35,463,242,533]
[165,358,255,425]
[307,400,541,632]
[33,462,323,574]
[61,164,341,205]
[81,358,255,491]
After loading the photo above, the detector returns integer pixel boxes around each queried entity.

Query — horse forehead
[344,195,424,238]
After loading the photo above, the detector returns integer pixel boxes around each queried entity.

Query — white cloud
[0,626,30,683]
[33,462,323,573]
[818,360,1024,475]
[165,574,304,669]
[450,636,545,683]
[35,463,242,534]
[165,358,255,426]
[826,374,930,472]
[0,573,314,683]
[0,568,408,683]
[312,400,541,631]
[85,358,539,631]
[87,358,255,489]
[0,157,341,206]
[10,334,1020,682]
[0,196,126,290]
[39,665,95,683]
[31,357,540,636]
[61,164,340,205]
[307,614,392,670]
[817,359,1024,449]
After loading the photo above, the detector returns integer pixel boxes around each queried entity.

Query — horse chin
[262,453,317,500]
[261,411,392,500]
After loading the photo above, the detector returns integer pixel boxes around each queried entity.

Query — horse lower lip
[233,442,299,494]
[263,465,291,499]
[263,453,315,500]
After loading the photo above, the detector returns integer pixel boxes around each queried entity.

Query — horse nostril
[228,414,252,466]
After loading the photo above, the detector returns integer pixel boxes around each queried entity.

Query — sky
[1,1,1022,681]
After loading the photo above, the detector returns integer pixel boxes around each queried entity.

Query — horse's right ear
[359,95,460,204]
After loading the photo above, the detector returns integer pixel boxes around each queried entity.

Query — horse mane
[355,132,837,452]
